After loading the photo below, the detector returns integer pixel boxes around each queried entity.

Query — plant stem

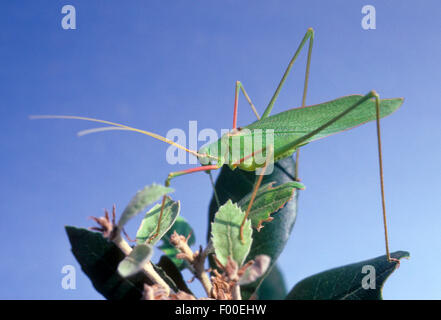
[170,232,213,297]
[232,284,242,300]
[197,267,213,297]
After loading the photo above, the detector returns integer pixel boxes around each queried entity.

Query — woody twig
[170,231,213,297]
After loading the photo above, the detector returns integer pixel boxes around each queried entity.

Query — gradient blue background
[1,0,440,299]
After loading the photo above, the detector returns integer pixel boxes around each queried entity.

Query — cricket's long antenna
[373,93,394,263]
[29,115,212,159]
[77,126,128,136]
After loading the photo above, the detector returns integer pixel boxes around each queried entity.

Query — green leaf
[65,226,151,300]
[136,198,180,245]
[117,244,153,278]
[238,181,303,231]
[208,157,299,299]
[255,264,287,300]
[118,183,173,228]
[158,217,195,269]
[211,200,252,267]
[286,251,409,300]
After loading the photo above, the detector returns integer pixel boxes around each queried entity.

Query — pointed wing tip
[384,96,405,104]
[391,97,405,110]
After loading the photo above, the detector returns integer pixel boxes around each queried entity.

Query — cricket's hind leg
[372,92,400,265]
[260,28,315,179]
[238,145,275,242]
[261,27,314,119]
[265,90,398,263]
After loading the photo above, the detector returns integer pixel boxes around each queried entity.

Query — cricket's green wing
[244,95,404,160]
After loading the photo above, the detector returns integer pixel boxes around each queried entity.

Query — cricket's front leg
[164,165,220,187]
[147,164,220,243]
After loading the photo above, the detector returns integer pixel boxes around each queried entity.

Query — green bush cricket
[31,28,403,262]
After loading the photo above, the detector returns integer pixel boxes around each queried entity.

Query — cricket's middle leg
[238,145,275,242]
[232,81,260,129]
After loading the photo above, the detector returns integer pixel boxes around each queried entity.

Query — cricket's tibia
[165,165,220,187]
[372,90,394,263]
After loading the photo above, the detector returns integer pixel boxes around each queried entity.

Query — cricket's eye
[198,147,208,156]
[197,148,211,165]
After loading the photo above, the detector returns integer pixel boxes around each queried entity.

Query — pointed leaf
[238,181,303,231]
[118,183,173,228]
[211,200,252,267]
[158,217,195,269]
[136,198,180,245]
[286,251,409,300]
[117,244,153,278]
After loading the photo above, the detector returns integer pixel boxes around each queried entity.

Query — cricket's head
[197,136,226,167]
[197,129,248,167]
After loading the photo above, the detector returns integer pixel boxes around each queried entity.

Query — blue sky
[0,0,440,299]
